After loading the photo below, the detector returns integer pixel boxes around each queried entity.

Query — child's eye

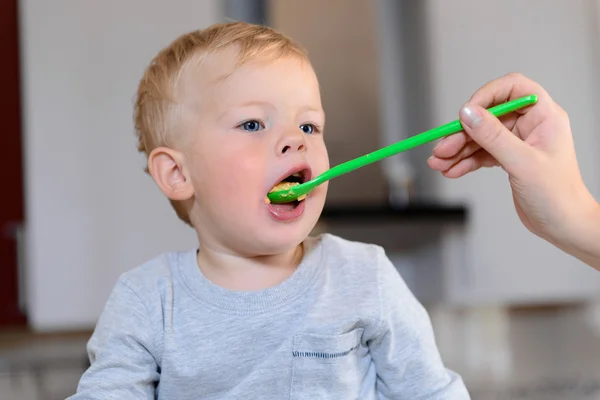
[239,120,264,132]
[300,123,318,134]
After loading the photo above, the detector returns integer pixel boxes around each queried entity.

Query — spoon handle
[320,94,538,183]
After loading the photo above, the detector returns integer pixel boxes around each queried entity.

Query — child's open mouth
[266,169,310,220]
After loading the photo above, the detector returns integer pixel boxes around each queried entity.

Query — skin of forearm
[553,197,600,270]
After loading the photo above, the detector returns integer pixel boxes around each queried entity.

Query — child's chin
[254,231,307,254]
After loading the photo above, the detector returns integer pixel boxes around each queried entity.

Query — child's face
[185,50,329,255]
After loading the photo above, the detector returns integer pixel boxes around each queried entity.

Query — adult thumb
[459,104,532,173]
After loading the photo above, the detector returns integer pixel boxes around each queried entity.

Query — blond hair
[134,22,308,226]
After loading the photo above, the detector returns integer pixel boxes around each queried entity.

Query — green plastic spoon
[267,94,538,203]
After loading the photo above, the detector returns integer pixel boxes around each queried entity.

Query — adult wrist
[558,193,600,270]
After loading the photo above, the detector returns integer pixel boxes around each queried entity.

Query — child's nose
[277,131,306,156]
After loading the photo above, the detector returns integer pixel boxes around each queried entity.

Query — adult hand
[428,73,600,269]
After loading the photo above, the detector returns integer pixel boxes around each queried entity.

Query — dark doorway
[0,0,27,326]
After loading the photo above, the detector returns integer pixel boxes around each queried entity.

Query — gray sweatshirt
[70,234,470,399]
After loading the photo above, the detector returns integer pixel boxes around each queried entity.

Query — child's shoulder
[115,249,194,299]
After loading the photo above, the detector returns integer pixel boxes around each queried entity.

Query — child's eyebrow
[224,101,323,113]
[214,100,272,122]
[298,105,325,114]
[232,100,274,109]
[216,101,324,121]
[217,100,273,118]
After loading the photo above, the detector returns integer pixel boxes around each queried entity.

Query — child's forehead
[202,49,313,87]
[192,50,320,105]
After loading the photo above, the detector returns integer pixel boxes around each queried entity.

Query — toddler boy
[70,22,470,399]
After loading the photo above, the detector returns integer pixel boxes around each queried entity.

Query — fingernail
[460,105,483,128]
[433,139,443,150]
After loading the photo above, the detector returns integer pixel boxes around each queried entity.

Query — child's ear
[147,147,194,201]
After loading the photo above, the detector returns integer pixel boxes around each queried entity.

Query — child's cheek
[214,156,264,199]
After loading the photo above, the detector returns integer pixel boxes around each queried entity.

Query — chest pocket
[290,328,369,400]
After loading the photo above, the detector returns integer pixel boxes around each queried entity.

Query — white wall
[19,0,222,331]
[424,0,600,304]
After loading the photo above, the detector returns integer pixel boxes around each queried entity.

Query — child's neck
[196,242,304,291]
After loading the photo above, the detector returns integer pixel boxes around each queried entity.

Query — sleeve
[367,248,471,399]
[68,279,160,399]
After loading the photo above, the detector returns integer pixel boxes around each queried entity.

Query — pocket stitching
[292,328,364,360]
[292,343,360,359]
